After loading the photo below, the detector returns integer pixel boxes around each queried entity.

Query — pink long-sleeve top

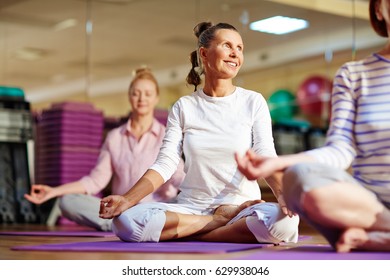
[80,118,185,202]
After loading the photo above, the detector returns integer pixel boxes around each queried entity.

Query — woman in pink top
[25,68,185,231]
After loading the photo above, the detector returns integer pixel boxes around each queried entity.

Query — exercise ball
[296,75,332,117]
[267,89,297,122]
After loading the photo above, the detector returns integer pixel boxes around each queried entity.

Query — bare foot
[238,199,265,211]
[336,227,369,253]
[336,227,390,252]
[214,200,265,221]
[214,204,240,221]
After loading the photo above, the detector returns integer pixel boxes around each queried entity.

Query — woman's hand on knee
[24,184,56,205]
[99,195,132,219]
[276,194,296,218]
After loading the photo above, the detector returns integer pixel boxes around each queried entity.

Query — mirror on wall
[0,0,384,119]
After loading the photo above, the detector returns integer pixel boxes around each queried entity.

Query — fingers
[235,154,254,179]
[25,185,47,204]
[280,205,289,216]
[99,199,113,218]
[99,208,112,219]
[100,196,112,205]
[100,195,131,219]
[31,184,46,191]
[245,166,261,181]
[280,205,296,218]
[246,149,257,160]
[24,193,42,205]
[29,185,41,194]
[99,208,120,219]
[234,152,247,169]
[276,195,294,217]
[234,151,240,162]
[235,150,267,180]
[24,193,33,202]
[99,197,121,219]
[99,200,107,215]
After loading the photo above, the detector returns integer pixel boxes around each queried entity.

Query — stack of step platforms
[0,86,37,224]
[34,101,104,223]
[153,108,169,126]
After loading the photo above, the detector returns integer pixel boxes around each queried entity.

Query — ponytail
[186,50,202,91]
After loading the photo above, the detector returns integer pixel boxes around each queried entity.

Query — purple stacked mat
[153,108,169,126]
[35,102,104,187]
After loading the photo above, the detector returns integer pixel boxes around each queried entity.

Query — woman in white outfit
[99,22,299,243]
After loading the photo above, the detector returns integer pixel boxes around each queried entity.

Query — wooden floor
[0,222,327,260]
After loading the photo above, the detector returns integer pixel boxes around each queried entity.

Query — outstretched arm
[235,149,315,180]
[24,181,86,205]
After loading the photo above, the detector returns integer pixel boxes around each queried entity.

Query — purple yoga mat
[239,244,390,260]
[12,240,272,254]
[0,231,116,237]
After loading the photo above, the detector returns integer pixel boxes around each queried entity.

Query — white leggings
[112,201,299,243]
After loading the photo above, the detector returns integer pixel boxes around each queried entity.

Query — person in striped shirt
[235,0,390,252]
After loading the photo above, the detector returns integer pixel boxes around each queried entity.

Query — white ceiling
[0,0,384,103]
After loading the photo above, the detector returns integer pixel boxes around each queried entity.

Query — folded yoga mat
[37,134,102,148]
[49,101,102,112]
[238,244,390,260]
[0,231,116,237]
[38,150,99,162]
[36,163,96,174]
[11,240,272,254]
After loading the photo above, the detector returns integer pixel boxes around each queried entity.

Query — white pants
[112,201,299,243]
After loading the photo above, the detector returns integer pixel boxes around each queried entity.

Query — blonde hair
[129,67,160,95]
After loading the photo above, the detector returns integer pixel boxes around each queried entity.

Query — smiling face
[129,78,159,117]
[199,28,244,80]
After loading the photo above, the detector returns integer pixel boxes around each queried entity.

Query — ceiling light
[13,48,47,61]
[250,16,309,35]
[53,18,78,31]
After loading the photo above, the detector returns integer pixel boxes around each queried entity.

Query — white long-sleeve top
[150,87,277,209]
[306,53,390,205]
